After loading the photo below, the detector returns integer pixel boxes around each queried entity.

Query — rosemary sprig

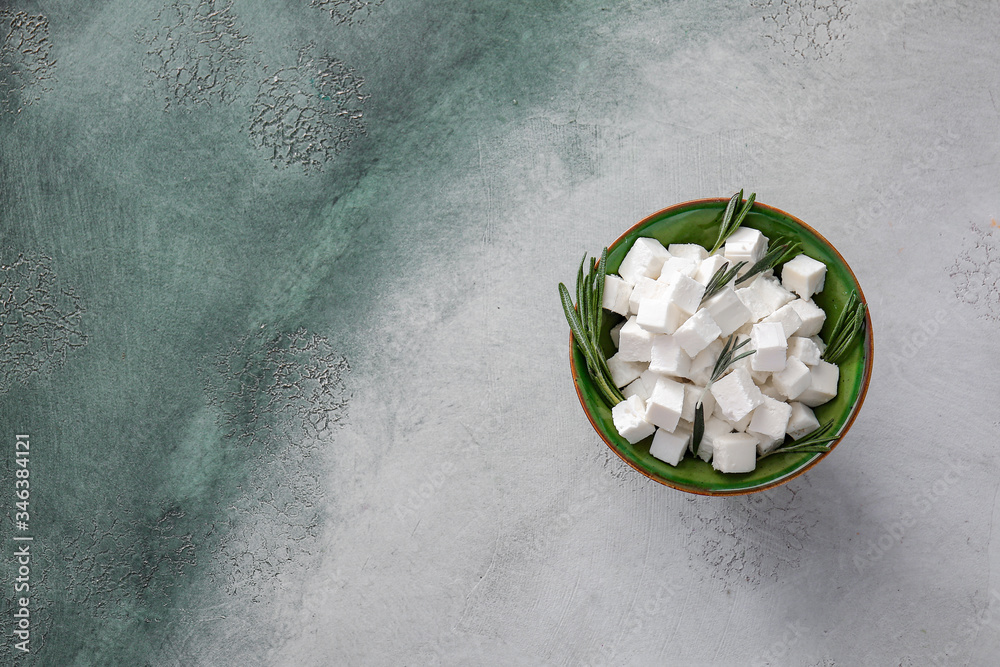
[758,420,840,459]
[559,249,625,408]
[699,260,747,305]
[735,236,802,285]
[590,250,620,391]
[822,291,867,364]
[709,191,740,254]
[576,254,588,341]
[709,334,756,385]
[709,190,757,254]
[691,335,756,455]
[593,249,607,345]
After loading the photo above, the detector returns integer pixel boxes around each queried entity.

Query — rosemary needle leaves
[822,291,867,364]
[709,190,757,254]
[708,335,756,386]
[758,420,840,459]
[703,228,797,306]
[691,335,756,455]
[699,260,747,306]
[559,248,624,408]
[735,236,802,286]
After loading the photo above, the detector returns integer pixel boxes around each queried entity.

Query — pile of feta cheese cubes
[603,228,839,474]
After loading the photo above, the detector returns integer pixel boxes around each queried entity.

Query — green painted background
[0,0,582,662]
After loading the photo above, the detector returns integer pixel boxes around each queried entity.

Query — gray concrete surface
[2,1,999,665]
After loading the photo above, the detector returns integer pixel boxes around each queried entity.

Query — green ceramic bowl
[571,197,874,496]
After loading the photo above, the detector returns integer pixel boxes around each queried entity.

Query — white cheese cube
[809,335,827,355]
[649,423,692,466]
[610,320,625,348]
[606,353,647,388]
[668,243,709,262]
[602,275,632,316]
[680,391,695,422]
[612,395,656,444]
[701,287,752,337]
[712,433,758,473]
[617,317,655,362]
[673,310,722,357]
[644,376,686,431]
[693,254,731,286]
[736,276,797,322]
[758,276,797,312]
[759,379,785,401]
[735,285,768,323]
[748,395,793,442]
[753,433,785,456]
[786,402,821,439]
[797,360,840,407]
[787,299,826,337]
[699,387,715,419]
[691,415,732,462]
[637,298,687,335]
[649,335,692,377]
[723,227,768,269]
[622,378,649,402]
[681,383,716,422]
[638,368,661,391]
[666,302,690,335]
[663,275,705,316]
[781,254,827,299]
[618,237,671,285]
[628,277,669,315]
[700,384,718,420]
[771,356,811,400]
[623,368,663,403]
[687,338,724,385]
[710,367,763,422]
[760,303,803,338]
[658,256,699,282]
[787,336,822,366]
[750,322,788,373]
[729,411,752,432]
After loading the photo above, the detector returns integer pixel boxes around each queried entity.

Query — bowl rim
[570,197,875,496]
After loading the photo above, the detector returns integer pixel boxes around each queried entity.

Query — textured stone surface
[0,0,998,665]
